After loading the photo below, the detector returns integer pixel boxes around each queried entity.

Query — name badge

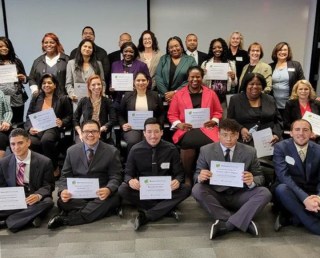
[285,156,295,165]
[288,68,295,72]
[236,57,243,61]
[160,162,170,169]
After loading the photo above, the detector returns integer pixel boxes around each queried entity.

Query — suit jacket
[195,142,264,192]
[239,61,272,93]
[197,51,208,66]
[0,151,55,198]
[138,50,162,89]
[108,50,121,66]
[273,139,320,201]
[155,53,197,96]
[227,48,249,88]
[59,141,122,193]
[227,93,283,140]
[119,90,164,126]
[168,85,223,144]
[24,94,73,131]
[73,96,117,133]
[283,99,320,130]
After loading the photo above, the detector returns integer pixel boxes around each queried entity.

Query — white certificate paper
[0,64,18,83]
[139,176,172,200]
[185,108,210,128]
[210,161,244,188]
[28,108,57,132]
[252,128,274,158]
[205,63,229,80]
[74,83,87,99]
[0,187,27,210]
[128,111,153,130]
[112,73,133,91]
[303,111,320,135]
[67,178,99,199]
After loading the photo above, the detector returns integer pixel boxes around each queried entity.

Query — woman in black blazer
[119,72,164,151]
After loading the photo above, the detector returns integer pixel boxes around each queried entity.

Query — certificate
[252,128,274,158]
[74,83,87,99]
[303,111,320,135]
[28,108,57,132]
[139,176,171,200]
[112,73,133,91]
[67,178,99,199]
[0,187,27,210]
[185,108,210,128]
[0,64,18,83]
[128,111,153,130]
[205,63,229,80]
[210,161,244,188]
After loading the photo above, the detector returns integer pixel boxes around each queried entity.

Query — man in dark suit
[118,117,191,230]
[273,119,320,235]
[47,120,122,229]
[192,119,271,239]
[69,26,110,85]
[185,33,208,66]
[0,129,55,232]
[108,32,132,66]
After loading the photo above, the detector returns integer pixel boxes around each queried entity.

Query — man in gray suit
[192,119,271,239]
[48,120,122,229]
[0,129,54,232]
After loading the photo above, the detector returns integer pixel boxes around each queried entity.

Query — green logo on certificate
[144,179,149,184]
[216,164,220,168]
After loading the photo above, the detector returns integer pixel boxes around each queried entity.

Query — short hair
[137,30,159,52]
[81,119,101,131]
[248,42,264,59]
[144,117,162,131]
[290,79,316,100]
[134,71,150,81]
[241,72,267,91]
[228,31,244,50]
[187,66,204,78]
[41,32,64,53]
[186,33,198,40]
[219,119,241,133]
[290,119,312,132]
[207,38,229,62]
[87,74,103,98]
[120,42,139,60]
[271,42,292,62]
[9,128,29,139]
[39,73,60,95]
[166,36,186,55]
[82,26,95,36]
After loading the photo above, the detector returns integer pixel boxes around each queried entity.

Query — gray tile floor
[1,194,319,258]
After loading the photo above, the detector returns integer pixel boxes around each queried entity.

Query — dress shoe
[247,221,259,236]
[32,217,42,228]
[274,212,292,232]
[168,209,179,221]
[47,215,68,229]
[0,220,7,229]
[209,220,228,239]
[134,210,148,231]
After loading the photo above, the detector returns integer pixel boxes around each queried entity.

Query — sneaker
[247,221,259,236]
[209,220,228,239]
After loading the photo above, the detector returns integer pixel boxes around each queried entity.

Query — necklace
[188,86,202,94]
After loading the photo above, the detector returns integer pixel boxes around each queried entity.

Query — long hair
[207,38,229,62]
[137,30,159,52]
[74,39,100,75]
[290,80,316,100]
[41,32,65,54]
[86,74,103,98]
[38,73,61,97]
[0,37,18,62]
[165,36,186,55]
[228,31,244,50]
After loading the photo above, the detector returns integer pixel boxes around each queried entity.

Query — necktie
[16,162,26,186]
[225,149,231,162]
[151,148,158,174]
[298,150,305,162]
[87,149,94,165]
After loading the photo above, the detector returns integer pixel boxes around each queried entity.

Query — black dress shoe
[134,211,148,231]
[32,217,42,228]
[209,220,228,239]
[0,220,7,229]
[47,215,68,229]
[274,213,292,232]
[247,221,259,236]
[170,209,179,221]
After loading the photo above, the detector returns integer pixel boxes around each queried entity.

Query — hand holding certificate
[67,178,100,199]
[210,161,244,187]
[128,111,153,130]
[28,108,57,132]
[111,73,133,91]
[0,187,27,210]
[184,108,210,128]
[252,128,274,158]
[139,176,172,200]
[205,63,229,80]
[0,64,18,83]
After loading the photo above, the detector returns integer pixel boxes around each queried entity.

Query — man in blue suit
[273,119,320,235]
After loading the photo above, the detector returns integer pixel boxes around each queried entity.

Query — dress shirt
[219,143,235,161]
[186,50,198,64]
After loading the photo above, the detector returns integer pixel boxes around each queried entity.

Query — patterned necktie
[299,150,305,162]
[225,149,231,162]
[151,148,158,174]
[87,149,94,165]
[16,162,26,186]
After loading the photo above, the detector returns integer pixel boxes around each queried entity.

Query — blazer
[138,50,162,89]
[227,48,249,87]
[119,90,164,126]
[227,93,283,139]
[29,53,69,95]
[24,94,73,131]
[197,51,208,67]
[283,99,320,130]
[269,60,305,96]
[59,141,122,194]
[108,50,121,66]
[273,139,320,201]
[0,151,55,198]
[168,85,223,144]
[155,53,197,96]
[73,96,117,132]
[239,61,272,93]
[195,142,264,190]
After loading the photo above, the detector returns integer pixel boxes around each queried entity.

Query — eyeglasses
[82,130,100,135]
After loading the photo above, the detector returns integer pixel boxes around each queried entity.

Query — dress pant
[57,193,120,226]
[275,183,320,235]
[192,183,271,231]
[118,182,191,221]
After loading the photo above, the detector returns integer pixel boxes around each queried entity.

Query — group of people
[0,27,320,237]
